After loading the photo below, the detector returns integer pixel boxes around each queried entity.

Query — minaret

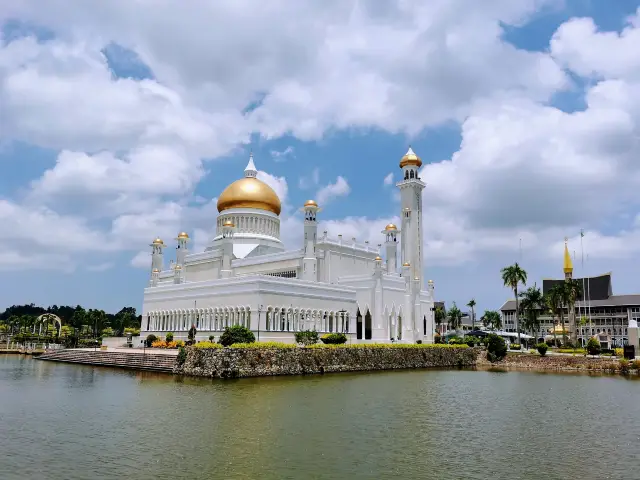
[173,264,183,284]
[150,237,165,273]
[176,232,189,266]
[397,147,425,289]
[382,223,399,274]
[301,200,320,281]
[150,268,159,287]
[245,151,258,178]
[563,237,573,280]
[220,219,235,279]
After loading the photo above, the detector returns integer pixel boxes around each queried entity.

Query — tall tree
[434,306,446,335]
[481,310,502,330]
[501,262,527,345]
[519,284,544,344]
[546,285,563,346]
[467,299,476,330]
[563,279,583,345]
[447,303,463,333]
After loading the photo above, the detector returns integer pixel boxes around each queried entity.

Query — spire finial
[563,237,573,274]
[245,151,257,178]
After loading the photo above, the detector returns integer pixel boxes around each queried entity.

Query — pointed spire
[563,237,573,274]
[244,151,257,178]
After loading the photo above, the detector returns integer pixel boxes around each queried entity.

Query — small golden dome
[152,268,159,273]
[217,177,281,215]
[385,223,397,231]
[177,232,189,239]
[399,147,422,169]
[152,237,164,245]
[304,199,318,208]
[223,219,235,228]
[428,279,434,284]
[174,264,182,270]
[402,262,410,267]
[375,255,382,261]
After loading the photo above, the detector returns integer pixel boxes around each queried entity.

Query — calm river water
[1,355,639,479]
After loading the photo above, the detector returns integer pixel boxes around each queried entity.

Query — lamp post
[258,304,263,342]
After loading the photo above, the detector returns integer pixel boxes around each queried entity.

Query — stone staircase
[37,349,176,373]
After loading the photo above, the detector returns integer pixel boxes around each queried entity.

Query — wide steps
[37,350,176,372]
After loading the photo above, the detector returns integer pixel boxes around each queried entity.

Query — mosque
[140,148,436,344]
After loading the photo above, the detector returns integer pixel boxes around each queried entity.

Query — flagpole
[587,253,592,329]
[580,230,586,343]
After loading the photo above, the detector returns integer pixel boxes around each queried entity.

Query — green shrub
[175,340,185,347]
[145,334,158,347]
[176,346,187,365]
[209,335,215,341]
[101,327,115,337]
[416,340,423,344]
[619,358,630,374]
[307,342,469,349]
[124,327,140,336]
[486,334,507,362]
[434,334,443,344]
[614,348,623,357]
[165,332,174,342]
[448,336,463,345]
[587,337,601,356]
[631,359,640,371]
[193,341,223,349]
[320,333,347,344]
[294,330,319,346]
[510,343,521,350]
[230,341,296,349]
[464,336,478,347]
[536,343,548,356]
[219,325,255,347]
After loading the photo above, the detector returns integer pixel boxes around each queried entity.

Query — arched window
[356,308,363,339]
[365,309,372,340]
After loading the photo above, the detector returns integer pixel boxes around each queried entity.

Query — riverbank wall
[479,352,640,374]
[174,345,478,378]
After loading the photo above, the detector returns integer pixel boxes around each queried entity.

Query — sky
[1,0,640,316]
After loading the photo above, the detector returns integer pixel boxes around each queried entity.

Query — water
[1,356,639,480]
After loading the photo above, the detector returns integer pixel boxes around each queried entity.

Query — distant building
[499,240,640,347]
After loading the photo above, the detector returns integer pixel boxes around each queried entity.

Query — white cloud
[298,167,320,190]
[257,170,288,206]
[270,146,294,162]
[130,251,150,269]
[383,172,394,186]
[316,176,351,205]
[86,262,114,272]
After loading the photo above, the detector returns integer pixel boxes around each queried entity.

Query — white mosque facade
[141,148,436,344]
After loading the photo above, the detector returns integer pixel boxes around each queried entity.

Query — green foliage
[486,333,507,362]
[101,327,115,337]
[294,330,319,345]
[614,348,623,357]
[175,340,185,347]
[188,325,197,343]
[145,334,158,347]
[463,335,479,347]
[165,332,174,342]
[510,343,521,350]
[230,342,297,349]
[209,335,215,341]
[447,303,463,331]
[557,348,586,355]
[631,359,640,371]
[307,342,469,349]
[433,333,443,344]
[320,333,347,344]
[447,336,464,345]
[619,358,630,374]
[193,341,223,349]
[124,327,141,336]
[176,346,187,365]
[536,343,548,356]
[218,325,255,346]
[481,310,502,330]
[587,337,601,356]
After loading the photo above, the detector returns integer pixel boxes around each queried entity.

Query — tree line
[0,303,142,339]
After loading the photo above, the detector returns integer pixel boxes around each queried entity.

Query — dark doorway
[356,308,363,339]
[365,309,372,340]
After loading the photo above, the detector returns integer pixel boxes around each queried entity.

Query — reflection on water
[1,355,639,480]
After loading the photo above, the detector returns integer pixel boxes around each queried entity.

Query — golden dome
[402,262,410,267]
[428,279,434,284]
[152,268,159,273]
[174,264,182,270]
[399,147,422,169]
[217,177,281,215]
[304,199,318,208]
[152,237,164,245]
[177,232,189,239]
[375,255,382,261]
[385,223,397,231]
[222,219,235,228]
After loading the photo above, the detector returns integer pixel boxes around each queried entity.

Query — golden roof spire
[563,237,573,274]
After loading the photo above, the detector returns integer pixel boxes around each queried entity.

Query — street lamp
[257,305,263,342]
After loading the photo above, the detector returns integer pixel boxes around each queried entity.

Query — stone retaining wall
[174,346,478,378]
[480,351,638,373]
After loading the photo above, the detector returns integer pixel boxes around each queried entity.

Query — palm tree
[447,303,463,333]
[563,279,583,345]
[501,262,527,345]
[481,310,502,330]
[546,285,563,346]
[519,284,544,345]
[467,299,476,330]
[434,306,446,335]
